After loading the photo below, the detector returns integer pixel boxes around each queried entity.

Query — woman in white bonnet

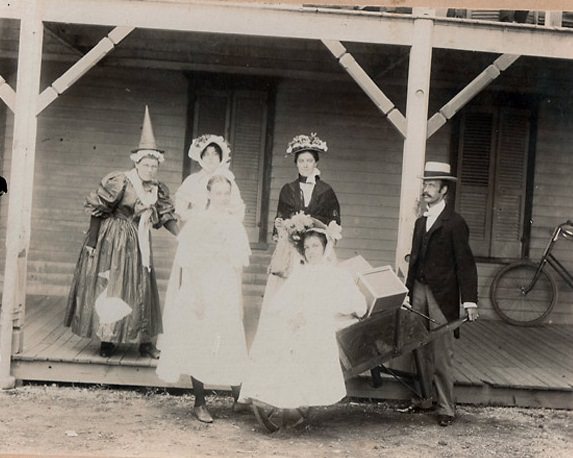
[157,135,248,423]
[157,174,250,424]
[174,134,245,221]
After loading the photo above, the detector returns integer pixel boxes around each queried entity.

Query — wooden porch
[12,295,573,410]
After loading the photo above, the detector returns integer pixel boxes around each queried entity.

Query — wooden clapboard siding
[527,99,573,324]
[266,80,452,268]
[0,62,188,298]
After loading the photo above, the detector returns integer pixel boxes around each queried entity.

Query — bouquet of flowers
[282,212,316,244]
[268,212,312,278]
[269,212,342,277]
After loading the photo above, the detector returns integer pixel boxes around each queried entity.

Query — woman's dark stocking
[191,377,206,407]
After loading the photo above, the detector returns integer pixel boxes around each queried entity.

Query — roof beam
[432,19,573,60]
[427,54,521,138]
[0,75,16,112]
[2,1,571,60]
[322,39,406,138]
[37,26,134,115]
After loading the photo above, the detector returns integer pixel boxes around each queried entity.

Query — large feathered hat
[286,132,328,157]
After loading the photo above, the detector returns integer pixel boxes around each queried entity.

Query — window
[455,106,533,259]
[185,73,274,243]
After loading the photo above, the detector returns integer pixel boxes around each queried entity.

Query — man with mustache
[403,161,479,426]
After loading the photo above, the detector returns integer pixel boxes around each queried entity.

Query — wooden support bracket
[0,75,16,113]
[427,54,520,138]
[37,26,135,115]
[322,39,407,138]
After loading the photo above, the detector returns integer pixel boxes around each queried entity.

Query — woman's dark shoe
[99,342,116,358]
[438,414,456,427]
[139,342,161,359]
[194,404,213,423]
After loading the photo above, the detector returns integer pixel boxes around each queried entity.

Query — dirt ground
[0,384,571,458]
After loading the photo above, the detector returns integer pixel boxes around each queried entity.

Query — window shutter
[229,91,268,242]
[490,109,530,258]
[457,111,495,257]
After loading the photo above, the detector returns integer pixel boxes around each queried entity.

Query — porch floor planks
[21,299,67,355]
[473,321,573,389]
[483,321,573,389]
[524,325,573,369]
[482,321,573,384]
[456,321,525,387]
[10,296,573,405]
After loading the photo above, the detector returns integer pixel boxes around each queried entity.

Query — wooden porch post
[394,10,434,278]
[0,4,43,388]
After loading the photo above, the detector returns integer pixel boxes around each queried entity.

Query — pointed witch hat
[132,105,164,153]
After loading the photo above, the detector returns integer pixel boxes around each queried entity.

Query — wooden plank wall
[529,97,573,324]
[267,79,451,268]
[0,63,570,326]
[0,62,187,297]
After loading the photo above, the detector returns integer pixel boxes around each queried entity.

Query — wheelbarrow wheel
[252,403,281,433]
[251,402,310,432]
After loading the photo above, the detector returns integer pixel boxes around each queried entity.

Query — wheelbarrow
[250,305,466,432]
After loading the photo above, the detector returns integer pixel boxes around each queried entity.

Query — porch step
[0,249,272,299]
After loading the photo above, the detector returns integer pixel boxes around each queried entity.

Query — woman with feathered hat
[64,106,178,359]
[263,133,341,304]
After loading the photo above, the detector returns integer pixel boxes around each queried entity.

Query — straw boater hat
[130,105,165,163]
[421,161,457,182]
[188,134,231,164]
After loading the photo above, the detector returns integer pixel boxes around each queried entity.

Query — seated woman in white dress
[240,228,367,412]
[156,175,251,424]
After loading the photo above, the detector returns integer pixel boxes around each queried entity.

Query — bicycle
[490,220,573,326]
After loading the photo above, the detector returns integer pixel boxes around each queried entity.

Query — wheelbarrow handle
[401,303,440,325]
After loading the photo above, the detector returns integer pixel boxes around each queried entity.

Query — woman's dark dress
[64,171,176,344]
[275,177,341,226]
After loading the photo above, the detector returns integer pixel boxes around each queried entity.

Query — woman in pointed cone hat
[64,106,179,359]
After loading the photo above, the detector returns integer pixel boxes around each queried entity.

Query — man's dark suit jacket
[406,203,478,322]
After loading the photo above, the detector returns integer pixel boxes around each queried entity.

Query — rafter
[37,26,134,115]
[0,75,16,112]
[322,39,407,138]
[427,54,520,138]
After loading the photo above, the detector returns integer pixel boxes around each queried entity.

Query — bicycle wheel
[490,261,558,326]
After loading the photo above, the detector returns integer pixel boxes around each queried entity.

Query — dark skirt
[64,216,163,343]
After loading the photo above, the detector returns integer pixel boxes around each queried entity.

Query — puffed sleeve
[154,181,177,228]
[84,171,127,216]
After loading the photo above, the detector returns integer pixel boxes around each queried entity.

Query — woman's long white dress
[156,208,251,386]
[157,166,245,351]
[240,261,367,409]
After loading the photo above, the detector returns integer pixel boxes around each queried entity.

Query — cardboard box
[357,265,409,316]
[338,255,374,282]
